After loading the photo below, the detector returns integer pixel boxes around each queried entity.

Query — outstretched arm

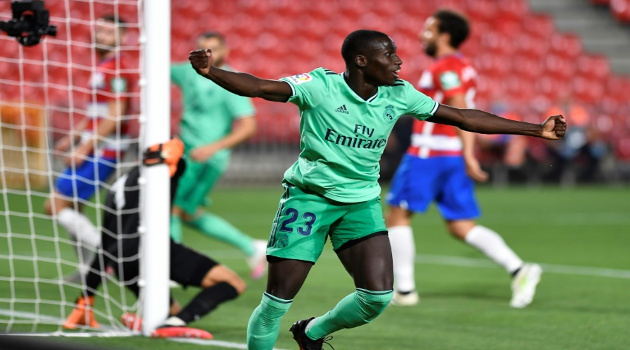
[189,49,292,102]
[443,94,489,182]
[428,104,567,140]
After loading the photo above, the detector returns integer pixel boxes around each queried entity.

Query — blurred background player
[44,15,136,282]
[63,139,245,338]
[385,9,542,308]
[170,31,267,279]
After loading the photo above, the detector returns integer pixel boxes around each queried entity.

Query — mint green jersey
[281,67,439,203]
[171,63,255,164]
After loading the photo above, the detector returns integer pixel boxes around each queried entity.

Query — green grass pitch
[1,185,629,349]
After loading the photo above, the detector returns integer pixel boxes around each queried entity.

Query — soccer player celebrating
[63,139,245,338]
[45,15,136,282]
[170,32,267,279]
[385,10,541,309]
[189,29,566,350]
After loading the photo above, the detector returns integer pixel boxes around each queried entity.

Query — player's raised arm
[428,104,567,140]
[189,49,292,102]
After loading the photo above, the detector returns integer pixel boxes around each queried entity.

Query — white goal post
[0,0,171,336]
[139,0,171,336]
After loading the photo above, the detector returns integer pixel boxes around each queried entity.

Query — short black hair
[433,9,470,48]
[197,31,226,45]
[341,29,390,66]
[99,14,127,30]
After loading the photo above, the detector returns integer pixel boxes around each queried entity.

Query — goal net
[0,0,170,335]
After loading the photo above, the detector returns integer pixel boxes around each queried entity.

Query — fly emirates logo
[324,124,387,149]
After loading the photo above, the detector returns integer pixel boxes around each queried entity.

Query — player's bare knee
[386,206,411,227]
[201,265,246,294]
[446,220,475,240]
[44,195,68,215]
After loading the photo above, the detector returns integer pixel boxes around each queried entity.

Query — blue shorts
[55,155,117,201]
[386,155,480,220]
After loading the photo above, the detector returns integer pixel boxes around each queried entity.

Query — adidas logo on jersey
[335,105,349,114]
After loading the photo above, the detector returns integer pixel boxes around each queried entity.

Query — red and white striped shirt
[83,54,135,158]
[407,54,477,158]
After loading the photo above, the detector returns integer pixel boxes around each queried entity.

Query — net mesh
[0,0,143,334]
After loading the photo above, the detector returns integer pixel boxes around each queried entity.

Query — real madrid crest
[383,104,396,122]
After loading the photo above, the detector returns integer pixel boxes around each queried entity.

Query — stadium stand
[1,0,628,178]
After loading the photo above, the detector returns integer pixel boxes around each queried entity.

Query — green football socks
[305,288,393,340]
[189,212,255,256]
[170,215,183,243]
[247,293,292,350]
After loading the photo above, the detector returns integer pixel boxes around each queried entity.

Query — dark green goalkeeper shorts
[266,182,388,263]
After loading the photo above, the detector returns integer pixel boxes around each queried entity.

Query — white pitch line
[0,309,288,349]
[168,337,290,350]
[417,254,630,279]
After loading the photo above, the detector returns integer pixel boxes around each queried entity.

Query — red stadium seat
[480,32,511,56]
[535,76,572,102]
[336,0,364,20]
[611,0,630,22]
[612,78,630,103]
[605,76,626,99]
[46,1,67,17]
[465,0,498,21]
[577,54,610,81]
[403,2,433,18]
[497,0,529,20]
[522,33,549,58]
[494,18,524,37]
[47,89,70,105]
[523,14,555,38]
[47,68,70,89]
[511,56,533,79]
[544,54,575,79]
[370,1,402,19]
[572,75,605,104]
[506,75,536,103]
[479,52,514,78]
[550,33,583,59]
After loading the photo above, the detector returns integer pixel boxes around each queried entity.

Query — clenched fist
[540,115,567,140]
[189,49,214,76]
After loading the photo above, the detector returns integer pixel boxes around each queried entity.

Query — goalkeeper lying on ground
[63,138,246,338]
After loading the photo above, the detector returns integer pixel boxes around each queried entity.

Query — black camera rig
[0,0,57,46]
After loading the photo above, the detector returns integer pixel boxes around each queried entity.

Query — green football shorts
[173,158,227,215]
[266,182,388,263]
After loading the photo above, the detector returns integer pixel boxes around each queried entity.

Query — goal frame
[139,0,171,336]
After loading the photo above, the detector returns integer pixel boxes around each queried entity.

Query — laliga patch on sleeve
[286,73,312,85]
[439,71,461,90]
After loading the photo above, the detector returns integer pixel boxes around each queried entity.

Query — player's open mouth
[393,70,400,78]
